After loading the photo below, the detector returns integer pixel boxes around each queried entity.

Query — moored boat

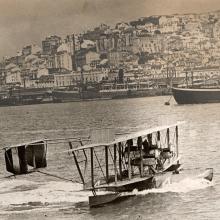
[52,89,80,102]
[0,87,53,106]
[172,75,220,104]
[172,87,220,104]
[100,82,170,99]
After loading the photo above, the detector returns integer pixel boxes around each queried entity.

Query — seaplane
[3,122,213,208]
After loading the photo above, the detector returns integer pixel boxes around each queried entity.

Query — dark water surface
[0,96,219,220]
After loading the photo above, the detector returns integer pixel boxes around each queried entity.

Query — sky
[0,0,220,58]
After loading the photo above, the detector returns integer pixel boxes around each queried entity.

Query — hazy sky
[0,0,220,58]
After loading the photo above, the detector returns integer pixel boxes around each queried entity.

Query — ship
[0,87,53,106]
[52,83,107,102]
[52,81,171,102]
[172,77,220,104]
[100,82,170,99]
[172,87,220,104]
[52,69,171,102]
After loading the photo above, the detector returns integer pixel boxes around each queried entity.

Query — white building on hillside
[55,43,73,71]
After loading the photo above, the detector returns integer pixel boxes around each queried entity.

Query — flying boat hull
[89,168,213,207]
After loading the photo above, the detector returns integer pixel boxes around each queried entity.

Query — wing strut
[69,142,85,185]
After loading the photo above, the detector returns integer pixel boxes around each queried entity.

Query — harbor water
[0,96,219,220]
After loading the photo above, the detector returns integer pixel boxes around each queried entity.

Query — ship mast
[79,35,84,99]
[185,71,188,88]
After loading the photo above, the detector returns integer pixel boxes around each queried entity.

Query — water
[0,96,219,219]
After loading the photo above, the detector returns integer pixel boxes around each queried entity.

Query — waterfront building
[54,73,76,87]
[37,67,49,78]
[54,69,108,87]
[21,78,37,88]
[81,70,107,83]
[36,75,54,88]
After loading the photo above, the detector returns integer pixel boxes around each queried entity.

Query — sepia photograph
[0,0,219,219]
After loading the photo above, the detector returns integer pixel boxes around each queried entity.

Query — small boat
[197,168,213,181]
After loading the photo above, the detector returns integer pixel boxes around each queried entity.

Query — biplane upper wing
[65,121,185,152]
[114,121,185,143]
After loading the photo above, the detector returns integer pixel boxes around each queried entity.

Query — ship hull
[52,90,110,102]
[52,90,80,102]
[172,87,220,104]
[100,88,171,99]
[0,88,53,107]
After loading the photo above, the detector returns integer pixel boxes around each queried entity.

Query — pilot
[143,139,150,154]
